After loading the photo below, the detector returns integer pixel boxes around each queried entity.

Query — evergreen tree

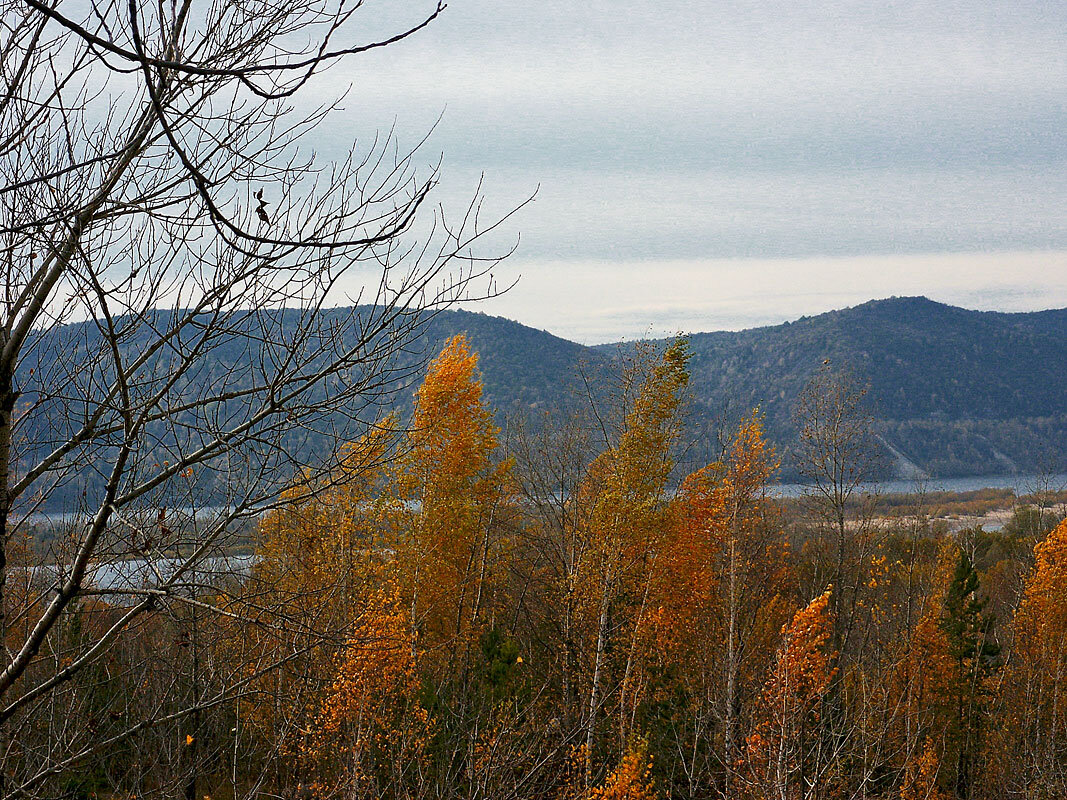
[941,550,1000,800]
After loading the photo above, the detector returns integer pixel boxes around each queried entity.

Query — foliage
[743,588,837,799]
[389,333,513,668]
[307,585,429,799]
[18,332,1067,800]
[584,741,658,800]
[899,738,948,800]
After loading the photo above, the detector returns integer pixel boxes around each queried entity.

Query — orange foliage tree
[237,426,396,781]
[888,536,999,800]
[306,584,430,799]
[382,333,519,798]
[253,425,394,618]
[586,740,659,800]
[995,517,1067,798]
[655,413,790,794]
[742,588,837,800]
[890,540,957,800]
[898,737,948,800]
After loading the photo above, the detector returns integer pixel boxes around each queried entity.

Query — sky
[317,0,1067,343]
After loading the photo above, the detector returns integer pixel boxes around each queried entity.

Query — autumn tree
[234,427,397,794]
[890,539,958,800]
[307,585,430,800]
[567,341,689,787]
[995,518,1067,798]
[710,415,787,791]
[585,740,659,800]
[383,333,515,795]
[253,426,395,629]
[899,738,948,800]
[657,413,790,795]
[391,333,512,668]
[742,588,837,800]
[881,536,1000,800]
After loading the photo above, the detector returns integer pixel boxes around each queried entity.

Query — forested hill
[440,297,1067,480]
[23,298,1067,499]
[677,296,1067,423]
[655,297,1067,478]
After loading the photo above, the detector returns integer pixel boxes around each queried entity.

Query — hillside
[659,297,1067,478]
[20,298,1067,510]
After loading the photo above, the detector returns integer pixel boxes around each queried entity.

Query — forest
[9,334,1066,800]
[5,0,1063,795]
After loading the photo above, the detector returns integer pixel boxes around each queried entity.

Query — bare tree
[792,361,887,791]
[794,362,881,641]
[0,0,517,795]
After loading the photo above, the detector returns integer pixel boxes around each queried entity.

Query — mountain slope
[20,297,1067,511]
[638,297,1067,478]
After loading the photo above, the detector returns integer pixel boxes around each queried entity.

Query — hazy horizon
[448,249,1067,343]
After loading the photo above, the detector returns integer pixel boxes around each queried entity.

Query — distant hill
[436,298,1067,480]
[652,297,1067,478]
[19,298,1067,510]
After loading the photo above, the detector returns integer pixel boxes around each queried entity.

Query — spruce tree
[941,549,1001,800]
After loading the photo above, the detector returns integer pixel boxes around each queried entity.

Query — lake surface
[26,554,257,594]
[770,473,1067,498]
[21,475,1067,524]
[20,505,244,525]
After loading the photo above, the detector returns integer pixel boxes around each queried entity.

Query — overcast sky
[321,0,1067,342]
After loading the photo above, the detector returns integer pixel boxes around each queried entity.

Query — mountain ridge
[20,297,1067,509]
[453,296,1067,479]
[589,296,1067,478]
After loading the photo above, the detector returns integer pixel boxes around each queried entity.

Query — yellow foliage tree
[254,425,394,614]
[389,333,513,676]
[656,413,789,794]
[569,341,689,784]
[890,540,957,798]
[899,737,948,800]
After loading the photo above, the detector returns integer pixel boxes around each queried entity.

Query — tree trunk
[585,567,612,789]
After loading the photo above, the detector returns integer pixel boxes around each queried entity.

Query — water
[25,554,257,594]
[770,473,1067,499]
[20,505,245,527]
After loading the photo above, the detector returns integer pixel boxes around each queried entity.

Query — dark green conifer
[941,549,1001,800]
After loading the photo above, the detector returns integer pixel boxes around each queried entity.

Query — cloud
[305,0,1067,329]
[319,0,1067,171]
[425,165,1067,260]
